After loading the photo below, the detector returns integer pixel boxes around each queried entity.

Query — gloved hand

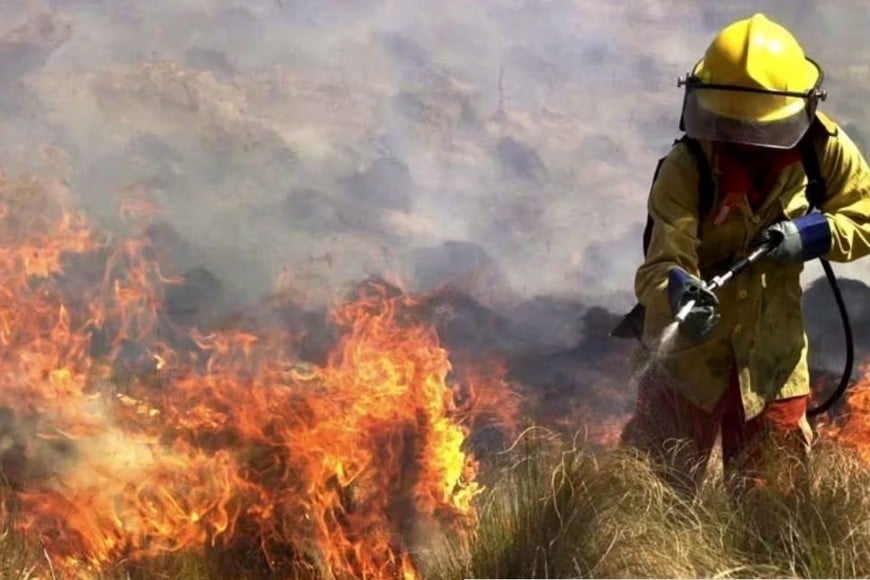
[667,267,720,342]
[755,213,831,264]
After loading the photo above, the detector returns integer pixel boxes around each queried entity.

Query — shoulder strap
[799,137,825,209]
[641,156,667,255]
[679,136,716,219]
[641,136,715,256]
[799,115,835,209]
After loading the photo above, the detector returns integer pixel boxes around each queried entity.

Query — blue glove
[756,213,831,264]
[667,267,719,343]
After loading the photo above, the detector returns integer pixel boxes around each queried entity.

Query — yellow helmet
[680,13,826,149]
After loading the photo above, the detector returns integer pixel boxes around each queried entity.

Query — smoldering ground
[0,1,869,410]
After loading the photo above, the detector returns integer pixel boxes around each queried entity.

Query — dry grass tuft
[424,431,870,579]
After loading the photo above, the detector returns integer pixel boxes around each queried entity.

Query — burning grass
[0,174,519,578]
[3,175,870,578]
[1,433,870,578]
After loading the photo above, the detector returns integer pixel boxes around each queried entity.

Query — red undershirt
[713,143,801,216]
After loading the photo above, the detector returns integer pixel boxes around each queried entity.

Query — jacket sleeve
[818,124,870,262]
[634,145,702,318]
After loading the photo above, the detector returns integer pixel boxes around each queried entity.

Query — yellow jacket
[636,113,870,419]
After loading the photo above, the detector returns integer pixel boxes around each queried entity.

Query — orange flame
[0,178,515,577]
[817,365,870,463]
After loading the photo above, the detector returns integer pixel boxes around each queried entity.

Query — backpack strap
[641,136,714,257]
[640,156,667,256]
[799,115,836,209]
[679,136,716,220]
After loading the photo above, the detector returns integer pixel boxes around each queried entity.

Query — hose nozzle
[672,242,774,325]
[674,299,696,324]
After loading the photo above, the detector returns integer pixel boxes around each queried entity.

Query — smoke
[1,0,869,318]
[805,277,870,377]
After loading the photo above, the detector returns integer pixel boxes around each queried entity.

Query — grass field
[3,428,870,579]
[425,429,870,579]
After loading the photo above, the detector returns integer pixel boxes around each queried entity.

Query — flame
[817,365,870,463]
[0,176,513,577]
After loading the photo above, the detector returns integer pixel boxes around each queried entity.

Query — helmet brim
[682,58,822,149]
[682,88,814,149]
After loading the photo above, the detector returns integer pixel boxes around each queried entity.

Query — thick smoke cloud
[1,0,869,320]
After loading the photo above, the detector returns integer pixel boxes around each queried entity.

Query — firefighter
[621,13,870,494]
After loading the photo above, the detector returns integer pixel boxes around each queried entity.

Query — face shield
[679,58,826,149]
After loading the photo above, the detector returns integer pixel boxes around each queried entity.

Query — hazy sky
[2,0,869,312]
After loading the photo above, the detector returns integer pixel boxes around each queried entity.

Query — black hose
[807,258,854,417]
